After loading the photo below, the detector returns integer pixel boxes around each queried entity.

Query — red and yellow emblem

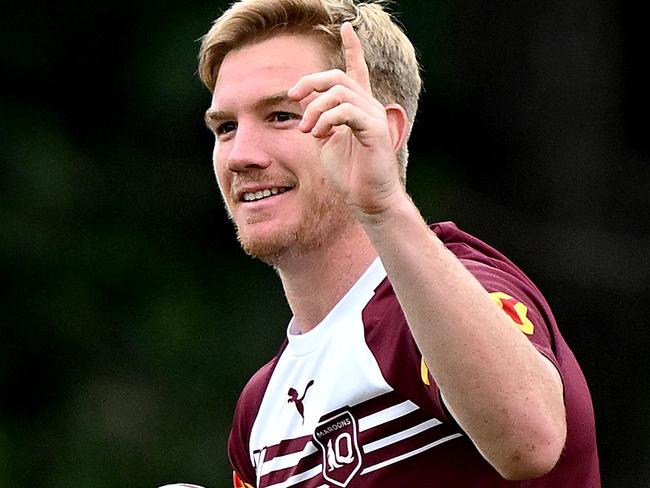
[233,471,254,488]
[420,293,534,385]
[489,292,535,335]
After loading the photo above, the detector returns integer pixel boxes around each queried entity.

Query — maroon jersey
[229,222,600,487]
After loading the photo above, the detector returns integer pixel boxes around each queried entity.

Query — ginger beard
[221,175,356,266]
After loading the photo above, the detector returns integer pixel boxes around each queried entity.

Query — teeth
[243,187,287,202]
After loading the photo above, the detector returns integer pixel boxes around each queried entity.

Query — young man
[198,1,599,486]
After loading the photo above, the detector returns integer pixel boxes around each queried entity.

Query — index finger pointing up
[341,22,372,94]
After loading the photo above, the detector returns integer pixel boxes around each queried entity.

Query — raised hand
[288,22,409,220]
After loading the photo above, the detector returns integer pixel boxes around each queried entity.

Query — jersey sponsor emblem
[287,379,315,424]
[489,292,535,335]
[232,471,253,488]
[313,410,362,487]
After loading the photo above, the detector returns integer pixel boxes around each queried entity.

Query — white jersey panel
[248,258,392,475]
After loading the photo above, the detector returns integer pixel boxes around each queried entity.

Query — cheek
[214,169,230,198]
[212,150,232,196]
[212,145,227,178]
[289,137,323,173]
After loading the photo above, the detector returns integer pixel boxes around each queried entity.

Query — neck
[276,224,377,333]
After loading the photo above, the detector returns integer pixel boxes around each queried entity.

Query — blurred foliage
[1,1,649,487]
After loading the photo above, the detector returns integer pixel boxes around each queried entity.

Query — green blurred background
[2,1,648,486]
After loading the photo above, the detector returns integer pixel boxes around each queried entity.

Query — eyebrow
[204,91,295,129]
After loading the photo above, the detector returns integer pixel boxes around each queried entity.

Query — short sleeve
[227,353,285,488]
[460,253,561,373]
[228,401,257,487]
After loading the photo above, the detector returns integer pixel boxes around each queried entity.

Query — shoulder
[233,344,287,427]
[435,221,559,342]
[432,221,553,318]
[228,343,287,483]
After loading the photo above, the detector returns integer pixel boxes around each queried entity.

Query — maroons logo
[313,410,362,487]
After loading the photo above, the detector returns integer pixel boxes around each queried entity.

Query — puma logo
[287,380,315,423]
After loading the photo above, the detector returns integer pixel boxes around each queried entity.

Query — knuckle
[331,85,349,99]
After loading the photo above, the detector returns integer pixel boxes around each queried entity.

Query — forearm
[358,193,566,480]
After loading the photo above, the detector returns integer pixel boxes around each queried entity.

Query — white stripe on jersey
[357,399,419,431]
[362,417,442,454]
[361,433,464,475]
[260,441,318,477]
[265,465,321,488]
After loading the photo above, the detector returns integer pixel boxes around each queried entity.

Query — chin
[240,241,287,266]
[233,193,355,265]
[236,224,327,266]
[236,226,293,265]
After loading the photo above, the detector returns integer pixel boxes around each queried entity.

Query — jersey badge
[489,292,535,335]
[313,410,362,487]
[287,379,315,424]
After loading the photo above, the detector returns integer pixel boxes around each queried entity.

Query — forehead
[211,34,331,109]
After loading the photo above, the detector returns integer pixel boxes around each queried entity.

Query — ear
[384,103,410,153]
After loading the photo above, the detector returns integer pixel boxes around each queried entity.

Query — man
[198,0,599,486]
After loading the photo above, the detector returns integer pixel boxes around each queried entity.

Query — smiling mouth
[242,187,291,202]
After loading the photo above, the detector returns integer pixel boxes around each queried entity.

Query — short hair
[198,0,422,181]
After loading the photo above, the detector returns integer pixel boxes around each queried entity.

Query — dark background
[2,1,648,486]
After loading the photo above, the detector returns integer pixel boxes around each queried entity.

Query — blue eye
[271,112,298,123]
[217,121,237,135]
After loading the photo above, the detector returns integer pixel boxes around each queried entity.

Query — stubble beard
[234,188,354,267]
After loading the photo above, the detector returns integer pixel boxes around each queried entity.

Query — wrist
[353,189,419,228]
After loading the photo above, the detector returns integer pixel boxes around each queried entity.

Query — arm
[289,23,566,480]
[362,200,566,480]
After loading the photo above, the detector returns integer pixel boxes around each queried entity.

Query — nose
[225,121,272,173]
